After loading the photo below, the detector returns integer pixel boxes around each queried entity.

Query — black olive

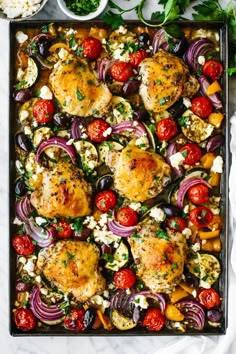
[96,175,113,191]
[74,228,91,240]
[123,80,140,96]
[167,99,186,119]
[37,38,52,58]
[161,204,181,217]
[138,32,150,48]
[16,281,29,292]
[185,272,199,288]
[83,308,96,329]
[173,38,188,56]
[133,109,150,121]
[53,113,70,128]
[13,89,32,103]
[15,178,26,196]
[15,132,31,152]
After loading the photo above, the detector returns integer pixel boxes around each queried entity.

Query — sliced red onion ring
[112,121,147,137]
[70,118,85,139]
[35,54,54,70]
[177,177,211,209]
[176,300,205,330]
[30,287,64,323]
[32,33,53,43]
[97,57,117,81]
[25,218,55,248]
[166,143,184,177]
[185,38,214,71]
[152,28,167,54]
[198,75,222,109]
[133,291,166,313]
[108,219,136,237]
[206,134,224,152]
[16,195,32,221]
[36,137,76,165]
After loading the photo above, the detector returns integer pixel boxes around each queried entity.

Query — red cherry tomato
[191,96,213,118]
[156,118,178,141]
[198,288,221,309]
[189,206,213,228]
[187,184,210,205]
[87,119,111,143]
[116,206,138,226]
[166,217,187,232]
[142,308,165,332]
[95,190,117,212]
[12,235,35,256]
[64,308,85,331]
[129,49,148,68]
[81,37,102,60]
[110,61,134,82]
[33,99,54,124]
[52,220,73,239]
[114,269,136,289]
[202,60,223,81]
[14,308,36,331]
[178,143,202,166]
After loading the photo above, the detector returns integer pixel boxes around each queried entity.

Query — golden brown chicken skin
[49,57,112,117]
[107,143,171,202]
[129,220,186,293]
[30,162,92,218]
[37,240,106,302]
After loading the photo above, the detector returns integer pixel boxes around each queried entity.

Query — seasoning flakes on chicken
[30,162,92,218]
[49,57,112,117]
[129,220,186,293]
[37,240,106,302]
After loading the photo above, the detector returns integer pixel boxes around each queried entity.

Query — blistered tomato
[12,235,35,256]
[156,118,178,141]
[189,206,213,228]
[142,308,165,331]
[95,190,117,212]
[52,220,73,239]
[179,143,202,166]
[198,288,221,309]
[187,184,210,205]
[202,60,223,81]
[129,49,148,68]
[116,207,138,226]
[14,308,36,331]
[82,37,102,60]
[64,308,85,331]
[110,62,134,82]
[114,269,136,289]
[166,217,187,232]
[191,96,213,118]
[87,119,111,143]
[33,99,54,124]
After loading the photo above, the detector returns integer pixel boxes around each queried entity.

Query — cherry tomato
[191,96,213,119]
[81,37,102,60]
[64,308,85,331]
[156,118,178,141]
[95,190,117,212]
[87,119,111,143]
[198,288,221,309]
[179,143,202,166]
[166,217,187,232]
[189,206,213,228]
[14,308,36,331]
[12,235,35,256]
[33,99,54,124]
[52,220,73,239]
[110,61,134,82]
[129,49,148,68]
[187,184,210,205]
[116,206,138,226]
[114,269,136,289]
[202,60,223,81]
[142,308,165,332]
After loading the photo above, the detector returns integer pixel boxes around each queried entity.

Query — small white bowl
[0,0,48,21]
[57,0,108,20]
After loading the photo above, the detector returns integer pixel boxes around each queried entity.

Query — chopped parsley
[15,80,27,90]
[66,251,75,261]
[155,79,162,84]
[76,88,85,101]
[178,116,189,127]
[181,149,188,158]
[68,34,76,48]
[159,97,166,105]
[131,231,141,240]
[156,230,169,240]
[71,217,83,234]
[62,260,67,267]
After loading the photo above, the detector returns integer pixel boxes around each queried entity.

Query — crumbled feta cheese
[40,287,49,295]
[81,133,88,139]
[66,138,74,146]
[16,68,24,81]
[58,48,69,60]
[113,47,130,62]
[16,31,28,43]
[182,228,192,238]
[102,127,112,138]
[0,0,42,19]
[13,217,23,225]
[150,207,166,222]
[87,160,96,170]
[183,205,189,214]
[198,55,205,65]
[103,290,109,298]
[16,160,24,173]
[35,275,42,283]
[98,213,108,228]
[205,124,214,137]
[118,25,128,34]
[94,229,120,245]
[183,97,192,108]
[129,202,142,211]
[135,136,149,150]
[211,208,220,215]
[199,280,211,289]
[19,109,29,122]
[83,216,97,229]
[169,152,185,168]
[211,156,223,173]
[18,256,26,264]
[24,126,32,135]
[90,295,110,312]
[35,216,47,226]
[192,289,197,298]
[39,85,53,100]
[23,259,35,273]
[133,295,149,309]
[85,149,91,157]
[191,242,201,252]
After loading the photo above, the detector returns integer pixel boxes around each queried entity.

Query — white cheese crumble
[24,126,32,136]
[16,160,24,173]
[58,48,69,60]
[18,256,26,264]
[66,138,74,146]
[35,275,42,283]
[94,229,121,245]
[13,217,24,225]
[205,124,214,137]
[198,55,206,65]
[133,295,149,309]
[35,216,47,226]
[90,295,110,313]
[169,152,185,168]
[19,109,29,122]
[129,202,142,211]
[83,216,97,230]
[16,31,28,43]
[135,136,149,150]
[183,205,189,214]
[199,280,211,289]
[0,0,42,18]
[39,85,53,100]
[150,207,166,222]
[211,156,223,173]
[211,208,220,215]
[182,227,192,238]
[183,97,192,108]
[118,25,128,34]
[23,259,35,273]
[40,288,49,295]
[102,127,112,138]
[191,242,201,252]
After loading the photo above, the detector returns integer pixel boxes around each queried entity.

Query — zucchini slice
[110,309,137,331]
[73,140,99,170]
[19,97,39,126]
[105,241,129,271]
[98,141,123,164]
[108,96,133,124]
[199,253,221,286]
[19,57,39,89]
[33,127,53,147]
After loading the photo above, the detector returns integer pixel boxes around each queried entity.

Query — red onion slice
[166,143,184,177]
[25,218,55,248]
[97,57,117,81]
[177,177,211,209]
[108,219,136,237]
[32,33,53,43]
[70,118,85,139]
[16,195,32,221]
[134,291,166,313]
[198,75,222,109]
[185,38,214,71]
[35,54,54,70]
[112,121,147,137]
[36,137,76,165]
[206,134,224,152]
[176,300,205,330]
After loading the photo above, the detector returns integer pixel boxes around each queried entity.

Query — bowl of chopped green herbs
[57,0,108,20]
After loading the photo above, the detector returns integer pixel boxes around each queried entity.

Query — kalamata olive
[74,228,91,240]
[161,203,181,217]
[96,175,113,191]
[207,309,222,322]
[16,281,29,292]
[138,32,150,48]
[15,178,26,196]
[37,38,52,58]
[206,134,224,152]
[122,80,140,96]
[172,38,188,56]
[83,308,96,329]
[184,272,199,288]
[167,99,186,118]
[53,113,70,128]
[13,89,32,103]
[101,243,112,254]
[133,306,141,323]
[15,132,31,152]
[133,109,150,121]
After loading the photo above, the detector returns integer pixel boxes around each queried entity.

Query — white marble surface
[1,1,236,353]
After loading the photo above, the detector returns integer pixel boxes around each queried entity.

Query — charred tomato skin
[202,60,223,81]
[198,288,221,309]
[12,235,35,256]
[142,308,165,331]
[82,37,102,60]
[95,190,117,212]
[14,308,36,331]
[114,269,136,289]
[116,207,138,226]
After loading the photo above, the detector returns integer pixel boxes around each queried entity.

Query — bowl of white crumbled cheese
[0,0,48,21]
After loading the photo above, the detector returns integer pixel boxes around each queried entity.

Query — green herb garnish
[156,230,169,240]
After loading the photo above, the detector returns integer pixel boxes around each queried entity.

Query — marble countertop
[1,1,236,353]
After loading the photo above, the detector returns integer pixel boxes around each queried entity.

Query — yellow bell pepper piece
[179,282,196,296]
[200,152,215,169]
[208,112,224,128]
[198,229,220,240]
[49,42,70,53]
[206,81,222,96]
[165,304,184,321]
[201,238,222,252]
[209,171,220,186]
[169,287,189,304]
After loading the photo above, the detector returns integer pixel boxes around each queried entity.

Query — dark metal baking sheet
[9,20,229,336]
